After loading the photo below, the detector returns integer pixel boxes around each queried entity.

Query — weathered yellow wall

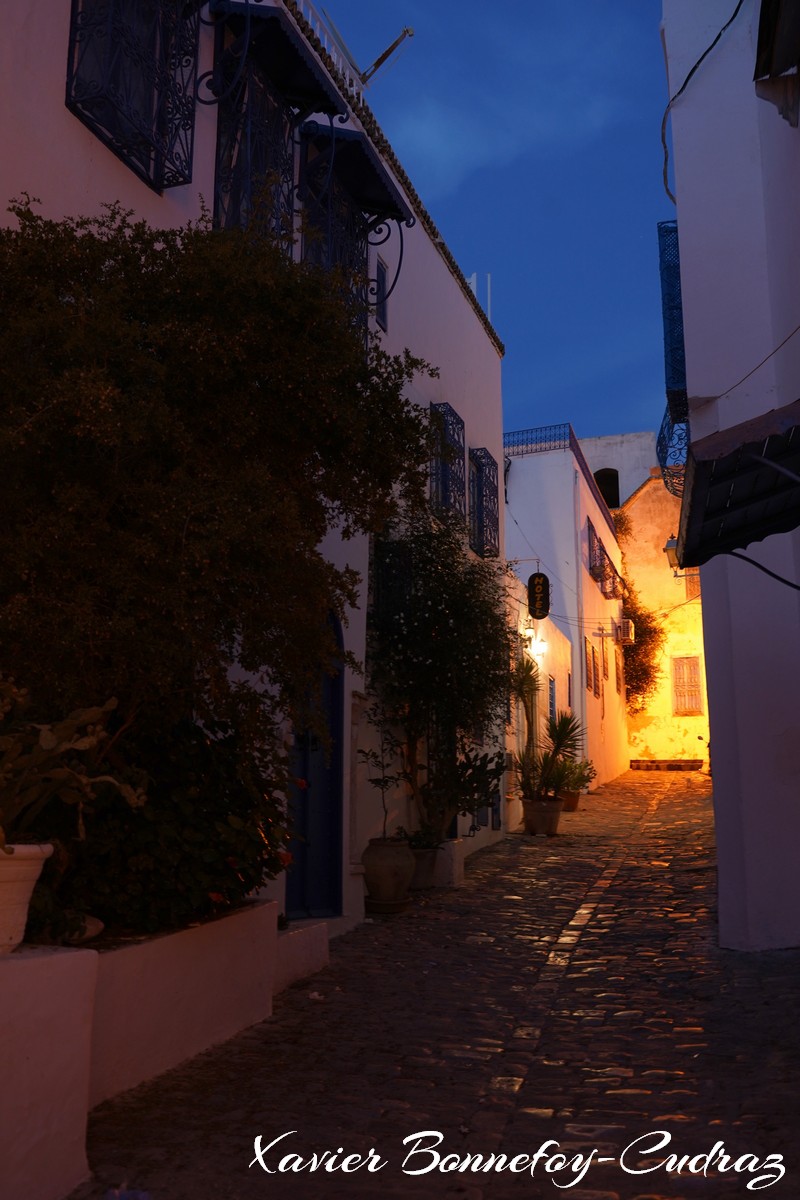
[621,474,709,763]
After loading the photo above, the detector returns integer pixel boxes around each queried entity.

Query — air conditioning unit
[619,618,635,645]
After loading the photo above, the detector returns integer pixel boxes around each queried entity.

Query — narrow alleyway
[68,772,798,1200]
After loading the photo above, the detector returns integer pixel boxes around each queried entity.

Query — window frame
[66,0,201,192]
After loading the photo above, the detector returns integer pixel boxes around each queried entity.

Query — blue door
[285,617,344,919]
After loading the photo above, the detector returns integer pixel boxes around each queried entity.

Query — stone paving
[67,771,799,1200]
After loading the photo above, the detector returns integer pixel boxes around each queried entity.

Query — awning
[754,0,800,79]
[302,125,413,222]
[211,0,346,116]
[677,399,800,567]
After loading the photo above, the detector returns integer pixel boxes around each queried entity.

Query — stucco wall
[662,0,800,947]
[579,431,658,505]
[505,447,628,785]
[620,477,709,762]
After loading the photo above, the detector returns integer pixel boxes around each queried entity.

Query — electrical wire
[716,321,800,399]
[506,504,578,599]
[660,0,746,203]
[727,549,800,590]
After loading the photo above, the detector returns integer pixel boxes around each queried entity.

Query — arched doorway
[594,467,620,509]
[285,616,344,919]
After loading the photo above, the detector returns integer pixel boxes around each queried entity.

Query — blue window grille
[657,220,688,423]
[657,403,689,498]
[214,46,296,239]
[548,676,556,722]
[587,519,623,599]
[430,403,466,519]
[66,0,201,192]
[301,138,369,281]
[468,447,500,558]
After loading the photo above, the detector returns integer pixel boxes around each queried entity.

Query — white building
[504,424,629,786]
[661,0,800,948]
[580,431,658,508]
[0,1,505,929]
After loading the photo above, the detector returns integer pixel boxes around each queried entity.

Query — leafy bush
[368,512,514,840]
[27,721,287,937]
[623,583,667,714]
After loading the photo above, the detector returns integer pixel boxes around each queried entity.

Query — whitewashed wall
[663,0,800,947]
[505,447,629,785]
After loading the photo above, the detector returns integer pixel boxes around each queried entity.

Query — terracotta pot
[0,843,53,954]
[522,797,563,837]
[559,789,581,812]
[409,846,438,890]
[361,838,415,913]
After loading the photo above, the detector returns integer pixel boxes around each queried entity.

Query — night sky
[327,0,673,439]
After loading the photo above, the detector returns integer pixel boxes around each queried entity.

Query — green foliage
[368,511,514,840]
[0,198,433,778]
[622,584,667,714]
[0,198,435,935]
[514,710,584,800]
[26,721,287,937]
[511,656,541,754]
[0,677,144,852]
[561,757,597,792]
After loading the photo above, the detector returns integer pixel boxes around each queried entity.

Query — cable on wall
[661,0,746,203]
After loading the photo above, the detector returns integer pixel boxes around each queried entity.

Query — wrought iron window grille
[66,0,201,192]
[587,519,624,599]
[214,41,297,240]
[430,403,466,520]
[657,403,689,499]
[468,447,500,558]
[657,219,688,422]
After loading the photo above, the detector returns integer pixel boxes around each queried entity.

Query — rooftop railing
[288,0,364,101]
[503,423,618,539]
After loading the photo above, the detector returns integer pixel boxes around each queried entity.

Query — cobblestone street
[68,770,798,1200]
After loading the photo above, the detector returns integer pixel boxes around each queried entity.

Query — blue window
[66,0,201,191]
[468,447,499,558]
[548,676,556,722]
[430,403,466,519]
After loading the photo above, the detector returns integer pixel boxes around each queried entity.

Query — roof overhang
[677,399,800,567]
[211,0,346,116]
[302,124,413,223]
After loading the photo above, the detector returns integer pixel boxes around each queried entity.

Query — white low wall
[1,900,332,1200]
[2,947,97,1200]
[90,899,278,1106]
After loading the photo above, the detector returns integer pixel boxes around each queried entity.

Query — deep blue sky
[326,0,673,439]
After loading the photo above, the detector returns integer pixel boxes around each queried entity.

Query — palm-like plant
[514,710,583,801]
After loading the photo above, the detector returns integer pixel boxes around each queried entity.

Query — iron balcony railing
[503,423,617,538]
[657,219,688,423]
[657,404,689,498]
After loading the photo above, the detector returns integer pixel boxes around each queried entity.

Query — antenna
[361,27,414,85]
[321,9,414,86]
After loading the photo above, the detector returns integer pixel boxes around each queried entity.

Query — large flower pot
[361,838,415,914]
[409,846,439,890]
[522,797,563,837]
[0,843,53,954]
[559,789,581,813]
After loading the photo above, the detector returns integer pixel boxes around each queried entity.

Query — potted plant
[514,710,583,836]
[365,512,514,878]
[358,707,415,914]
[559,758,597,812]
[0,677,144,952]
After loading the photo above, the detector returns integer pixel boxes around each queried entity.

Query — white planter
[0,843,53,954]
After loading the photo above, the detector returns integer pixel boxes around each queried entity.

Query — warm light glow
[664,535,680,571]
